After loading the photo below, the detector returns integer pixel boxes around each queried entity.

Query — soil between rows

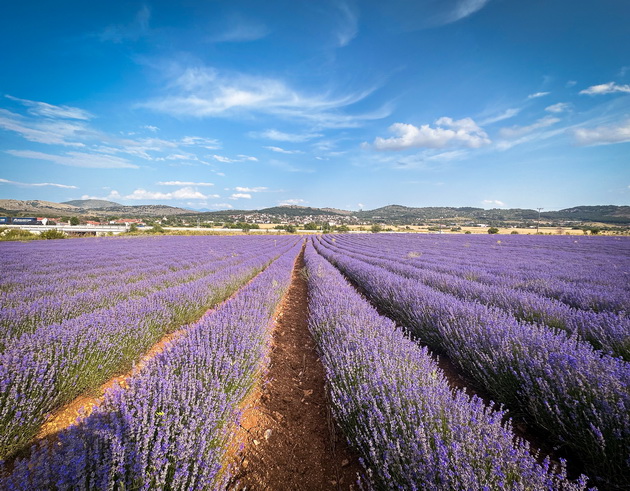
[228,247,363,490]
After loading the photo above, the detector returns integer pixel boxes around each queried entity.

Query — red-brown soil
[228,247,363,490]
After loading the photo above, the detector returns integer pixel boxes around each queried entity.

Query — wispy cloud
[140,64,385,128]
[498,115,560,139]
[0,178,77,189]
[234,186,267,192]
[251,129,323,142]
[369,117,490,151]
[279,198,307,206]
[7,149,139,169]
[527,91,550,99]
[211,154,258,163]
[480,108,521,125]
[0,108,92,146]
[157,180,214,186]
[210,15,269,43]
[180,136,221,149]
[545,102,571,113]
[5,95,93,120]
[100,5,151,43]
[269,159,315,173]
[439,0,491,25]
[264,145,303,154]
[579,82,630,95]
[335,2,358,47]
[574,120,630,146]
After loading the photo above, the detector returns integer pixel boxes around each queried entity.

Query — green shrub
[487,227,499,234]
[39,229,66,240]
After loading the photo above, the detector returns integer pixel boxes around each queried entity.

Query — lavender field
[1,234,628,489]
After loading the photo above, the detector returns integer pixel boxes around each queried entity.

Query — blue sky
[0,0,629,211]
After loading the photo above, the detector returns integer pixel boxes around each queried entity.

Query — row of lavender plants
[0,236,298,460]
[305,243,587,490]
[331,234,629,314]
[320,236,630,360]
[0,236,262,337]
[1,241,302,489]
[314,237,630,489]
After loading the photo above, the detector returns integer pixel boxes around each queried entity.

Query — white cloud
[143,125,159,132]
[480,108,521,125]
[157,181,214,186]
[482,199,505,207]
[212,154,258,163]
[279,198,307,206]
[335,2,358,47]
[545,102,571,113]
[499,116,560,139]
[234,186,267,193]
[0,178,77,189]
[5,95,93,120]
[209,203,233,209]
[264,146,303,154]
[210,16,269,43]
[580,82,630,95]
[370,117,490,151]
[528,92,550,99]
[123,187,217,200]
[0,109,91,146]
[180,136,221,149]
[229,193,252,200]
[140,64,384,128]
[7,149,139,169]
[574,120,630,146]
[441,0,490,24]
[357,203,364,209]
[252,129,323,142]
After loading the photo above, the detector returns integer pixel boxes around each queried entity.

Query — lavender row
[315,239,630,488]
[330,234,630,314]
[305,243,586,490]
[320,236,630,360]
[0,237,298,459]
[337,233,630,295]
[1,242,301,490]
[0,246,263,341]
[0,235,261,306]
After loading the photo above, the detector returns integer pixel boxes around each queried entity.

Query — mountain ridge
[1,200,628,225]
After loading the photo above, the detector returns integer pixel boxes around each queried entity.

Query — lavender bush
[315,236,630,488]
[305,242,587,490]
[0,235,297,460]
[1,241,302,489]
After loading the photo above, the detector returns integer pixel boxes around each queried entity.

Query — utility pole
[536,208,543,234]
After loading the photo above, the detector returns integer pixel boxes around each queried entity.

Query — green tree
[128,223,138,232]
[487,227,499,234]
[336,225,350,233]
[370,224,382,233]
[304,222,319,230]
[70,217,80,226]
[285,224,297,233]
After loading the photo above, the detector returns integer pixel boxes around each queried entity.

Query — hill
[62,199,122,209]
[1,199,628,225]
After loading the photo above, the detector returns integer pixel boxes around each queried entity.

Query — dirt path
[228,247,363,490]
